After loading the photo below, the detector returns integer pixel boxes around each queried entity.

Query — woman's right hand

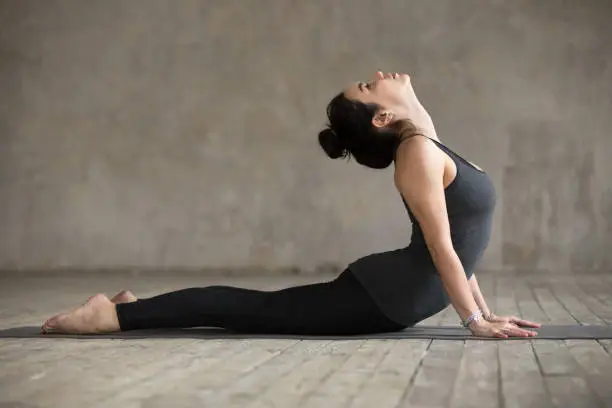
[469,319,538,338]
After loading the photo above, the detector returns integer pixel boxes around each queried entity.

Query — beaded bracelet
[462,310,483,328]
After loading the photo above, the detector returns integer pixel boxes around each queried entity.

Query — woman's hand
[468,319,539,338]
[486,314,541,328]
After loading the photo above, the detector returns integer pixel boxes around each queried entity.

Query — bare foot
[84,290,137,304]
[41,294,120,334]
[110,290,137,304]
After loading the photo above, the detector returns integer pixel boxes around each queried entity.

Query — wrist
[461,310,483,328]
[468,318,488,331]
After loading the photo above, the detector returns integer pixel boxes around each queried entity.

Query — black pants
[115,268,405,335]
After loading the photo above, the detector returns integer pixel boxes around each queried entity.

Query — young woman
[42,71,540,338]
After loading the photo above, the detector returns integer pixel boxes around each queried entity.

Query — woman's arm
[394,136,480,322]
[394,136,537,338]
[469,273,541,328]
[468,274,492,318]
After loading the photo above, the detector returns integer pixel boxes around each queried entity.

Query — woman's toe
[111,290,137,304]
[41,315,62,334]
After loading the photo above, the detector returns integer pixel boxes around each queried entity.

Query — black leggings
[115,268,405,335]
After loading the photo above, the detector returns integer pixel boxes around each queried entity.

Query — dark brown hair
[318,92,421,169]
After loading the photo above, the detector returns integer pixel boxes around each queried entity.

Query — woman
[42,71,540,338]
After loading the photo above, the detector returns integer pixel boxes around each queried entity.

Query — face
[343,71,413,127]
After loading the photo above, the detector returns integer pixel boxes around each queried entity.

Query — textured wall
[1,0,611,274]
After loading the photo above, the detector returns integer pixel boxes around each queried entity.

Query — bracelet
[462,310,483,328]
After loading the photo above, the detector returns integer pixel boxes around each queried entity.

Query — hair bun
[318,128,346,159]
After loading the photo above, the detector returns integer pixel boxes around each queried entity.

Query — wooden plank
[199,340,339,408]
[549,283,605,325]
[16,339,211,407]
[571,282,612,324]
[0,339,119,379]
[449,340,499,408]
[531,288,577,324]
[298,340,396,408]
[599,340,612,354]
[544,376,602,408]
[532,341,581,376]
[349,340,429,408]
[495,277,521,318]
[400,340,464,408]
[439,306,461,326]
[499,341,552,408]
[514,280,551,324]
[419,306,452,326]
[565,340,612,407]
[0,339,170,401]
[97,339,298,408]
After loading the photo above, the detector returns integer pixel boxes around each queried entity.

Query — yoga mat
[1,325,612,340]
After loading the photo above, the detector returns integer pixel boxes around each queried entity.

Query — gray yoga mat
[1,325,612,340]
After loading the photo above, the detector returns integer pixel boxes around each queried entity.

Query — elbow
[425,238,456,263]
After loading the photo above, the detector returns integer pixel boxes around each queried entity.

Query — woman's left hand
[486,314,541,328]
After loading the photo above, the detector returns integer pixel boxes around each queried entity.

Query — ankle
[95,301,121,332]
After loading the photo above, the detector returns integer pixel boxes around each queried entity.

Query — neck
[393,95,439,141]
[392,119,440,142]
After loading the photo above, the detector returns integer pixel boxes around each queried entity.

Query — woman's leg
[116,269,404,335]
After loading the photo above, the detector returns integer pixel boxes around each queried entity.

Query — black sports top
[348,136,497,326]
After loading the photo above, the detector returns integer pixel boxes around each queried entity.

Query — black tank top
[348,136,497,326]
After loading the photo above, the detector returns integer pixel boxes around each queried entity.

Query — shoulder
[394,135,445,186]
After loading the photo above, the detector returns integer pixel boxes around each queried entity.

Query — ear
[372,110,395,128]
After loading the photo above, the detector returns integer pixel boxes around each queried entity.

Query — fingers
[472,321,539,339]
[511,317,541,328]
[504,323,538,337]
[493,330,508,339]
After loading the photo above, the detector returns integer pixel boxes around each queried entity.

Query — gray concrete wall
[1,0,611,274]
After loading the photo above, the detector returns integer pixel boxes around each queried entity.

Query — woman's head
[318,71,421,169]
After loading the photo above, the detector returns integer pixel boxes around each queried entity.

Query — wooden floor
[1,272,611,408]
